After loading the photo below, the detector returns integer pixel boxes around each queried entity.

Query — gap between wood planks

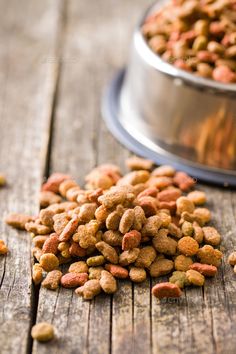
[27,1,68,353]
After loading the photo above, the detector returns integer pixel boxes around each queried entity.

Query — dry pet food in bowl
[143,0,236,83]
[102,0,236,187]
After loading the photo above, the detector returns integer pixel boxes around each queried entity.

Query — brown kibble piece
[174,255,193,272]
[135,246,156,268]
[142,215,162,238]
[42,270,62,290]
[118,170,150,186]
[31,322,55,342]
[39,191,62,208]
[69,242,87,257]
[187,191,206,205]
[32,264,43,285]
[152,229,177,256]
[102,230,123,247]
[5,213,35,230]
[192,222,204,244]
[39,209,55,227]
[96,241,119,264]
[25,222,51,236]
[181,221,193,236]
[73,224,97,249]
[149,258,174,278]
[98,187,127,208]
[40,253,59,272]
[75,279,101,300]
[119,209,135,234]
[152,282,182,299]
[228,251,236,266]
[129,267,147,282]
[69,261,88,274]
[178,236,199,256]
[126,156,153,171]
[0,174,6,186]
[0,239,8,255]
[133,206,146,231]
[197,245,222,267]
[33,237,48,249]
[95,205,110,223]
[106,210,121,231]
[186,269,205,286]
[193,208,211,226]
[79,203,97,223]
[59,179,78,197]
[122,230,141,251]
[202,226,221,246]
[100,270,117,294]
[53,213,70,235]
[176,197,195,215]
[152,165,175,177]
[119,248,140,266]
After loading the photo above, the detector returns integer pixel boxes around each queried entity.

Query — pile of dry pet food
[3,156,232,301]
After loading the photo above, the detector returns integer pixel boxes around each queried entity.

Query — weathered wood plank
[133,279,152,354]
[0,0,60,353]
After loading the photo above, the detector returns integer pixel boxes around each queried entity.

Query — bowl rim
[137,0,236,95]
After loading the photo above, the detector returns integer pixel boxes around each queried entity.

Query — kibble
[0,239,8,255]
[42,270,62,290]
[40,253,59,272]
[143,0,236,83]
[31,322,55,342]
[5,157,224,302]
[186,269,205,286]
[228,251,236,266]
[0,174,6,187]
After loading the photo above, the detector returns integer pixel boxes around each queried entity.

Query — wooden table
[0,1,236,353]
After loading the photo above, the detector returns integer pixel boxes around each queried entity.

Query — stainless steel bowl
[103,0,236,186]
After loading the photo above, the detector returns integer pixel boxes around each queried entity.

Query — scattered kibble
[5,157,224,301]
[142,0,236,83]
[0,174,6,187]
[0,239,8,255]
[31,322,55,342]
[228,251,236,266]
[228,251,236,276]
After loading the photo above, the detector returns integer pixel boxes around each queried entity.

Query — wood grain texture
[0,0,60,353]
[1,0,236,353]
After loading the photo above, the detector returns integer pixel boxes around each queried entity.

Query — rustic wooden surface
[0,0,236,353]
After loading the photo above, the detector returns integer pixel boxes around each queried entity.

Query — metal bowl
[103,0,236,186]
